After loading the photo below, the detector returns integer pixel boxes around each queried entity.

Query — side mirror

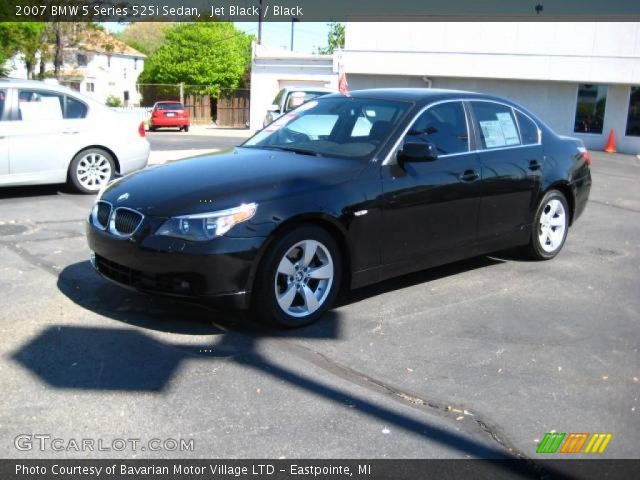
[267,104,280,113]
[397,142,438,165]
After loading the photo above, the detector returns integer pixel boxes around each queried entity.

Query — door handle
[459,169,480,182]
[528,160,542,171]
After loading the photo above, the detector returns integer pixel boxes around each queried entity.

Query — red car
[149,101,190,132]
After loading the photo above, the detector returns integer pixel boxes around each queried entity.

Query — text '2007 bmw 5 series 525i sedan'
[86,89,591,327]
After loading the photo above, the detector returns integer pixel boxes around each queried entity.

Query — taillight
[152,109,159,117]
[138,121,146,137]
[578,147,592,166]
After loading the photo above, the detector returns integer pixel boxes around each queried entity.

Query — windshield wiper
[255,145,323,157]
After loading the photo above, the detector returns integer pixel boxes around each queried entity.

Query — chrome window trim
[109,207,145,238]
[90,200,112,231]
[383,97,542,165]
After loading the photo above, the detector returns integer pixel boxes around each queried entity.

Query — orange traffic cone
[604,129,617,153]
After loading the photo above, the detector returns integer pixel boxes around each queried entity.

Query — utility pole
[290,17,298,51]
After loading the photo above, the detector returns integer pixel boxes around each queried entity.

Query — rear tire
[183,125,190,132]
[523,189,570,260]
[68,148,115,194]
[252,226,342,328]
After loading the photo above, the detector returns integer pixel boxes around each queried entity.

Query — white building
[5,30,145,106]
[343,22,640,154]
[249,44,338,130]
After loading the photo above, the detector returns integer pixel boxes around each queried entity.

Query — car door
[6,88,74,184]
[380,100,482,267]
[0,88,8,177]
[469,101,543,244]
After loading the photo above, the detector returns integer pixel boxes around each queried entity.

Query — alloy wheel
[538,198,566,253]
[274,239,334,318]
[76,153,112,191]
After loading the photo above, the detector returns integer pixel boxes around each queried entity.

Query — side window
[472,102,521,149]
[516,110,539,145]
[272,89,285,109]
[405,101,468,155]
[17,90,64,121]
[65,96,88,119]
[0,89,6,121]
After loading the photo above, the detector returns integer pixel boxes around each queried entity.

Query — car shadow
[0,184,76,199]
[8,257,578,474]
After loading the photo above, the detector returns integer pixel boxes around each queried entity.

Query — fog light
[177,280,190,292]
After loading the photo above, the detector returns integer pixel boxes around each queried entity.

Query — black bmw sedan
[87,89,591,327]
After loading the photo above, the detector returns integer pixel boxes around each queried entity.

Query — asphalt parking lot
[0,151,638,461]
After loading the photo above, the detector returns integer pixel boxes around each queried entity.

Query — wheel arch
[245,213,353,298]
[543,181,576,226]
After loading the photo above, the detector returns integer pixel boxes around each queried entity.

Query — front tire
[68,148,115,194]
[252,226,342,328]
[524,190,570,260]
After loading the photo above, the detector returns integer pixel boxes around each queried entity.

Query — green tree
[139,23,253,95]
[0,22,46,78]
[317,23,345,55]
[117,22,170,56]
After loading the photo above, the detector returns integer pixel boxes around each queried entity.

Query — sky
[103,22,332,54]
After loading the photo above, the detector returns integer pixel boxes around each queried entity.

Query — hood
[100,147,365,217]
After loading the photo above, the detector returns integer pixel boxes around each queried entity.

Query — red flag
[337,53,349,96]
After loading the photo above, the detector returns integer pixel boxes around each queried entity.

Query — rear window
[516,110,540,145]
[155,103,184,110]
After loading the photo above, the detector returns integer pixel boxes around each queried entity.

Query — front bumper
[87,222,266,310]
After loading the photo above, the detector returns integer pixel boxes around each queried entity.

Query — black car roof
[323,88,502,105]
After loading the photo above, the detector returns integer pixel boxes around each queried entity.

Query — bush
[105,95,122,107]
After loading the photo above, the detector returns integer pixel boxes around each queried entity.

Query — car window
[155,103,184,110]
[287,114,339,138]
[284,91,326,112]
[17,89,65,121]
[515,110,539,145]
[245,97,411,160]
[472,102,521,149]
[404,101,469,155]
[272,89,285,108]
[0,89,6,121]
[65,95,88,119]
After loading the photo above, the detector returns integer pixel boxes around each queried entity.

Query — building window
[134,58,138,70]
[77,53,88,66]
[123,68,127,79]
[85,82,95,93]
[626,86,640,137]
[574,84,607,134]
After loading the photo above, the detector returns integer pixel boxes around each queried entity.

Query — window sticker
[496,112,520,145]
[19,97,63,122]
[479,120,506,148]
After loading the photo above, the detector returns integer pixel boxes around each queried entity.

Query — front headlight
[155,203,257,241]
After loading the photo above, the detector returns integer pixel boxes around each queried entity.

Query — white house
[342,22,640,154]
[249,44,338,131]
[5,30,145,106]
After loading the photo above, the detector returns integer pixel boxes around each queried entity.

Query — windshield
[244,97,411,160]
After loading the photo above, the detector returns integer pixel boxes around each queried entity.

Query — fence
[217,89,250,128]
[135,84,250,127]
